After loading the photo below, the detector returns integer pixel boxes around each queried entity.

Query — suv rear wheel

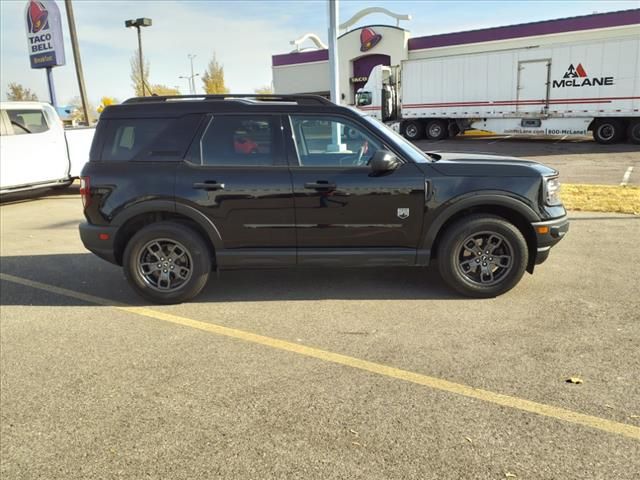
[438,215,528,298]
[123,221,211,304]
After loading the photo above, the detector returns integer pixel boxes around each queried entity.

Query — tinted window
[289,115,382,167]
[101,118,171,161]
[195,116,277,166]
[6,109,49,135]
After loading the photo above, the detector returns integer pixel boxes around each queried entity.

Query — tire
[592,119,624,144]
[437,215,528,298]
[403,120,424,140]
[627,120,640,145]
[425,119,448,140]
[123,221,211,304]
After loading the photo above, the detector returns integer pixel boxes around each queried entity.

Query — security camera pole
[65,0,91,123]
[125,18,152,96]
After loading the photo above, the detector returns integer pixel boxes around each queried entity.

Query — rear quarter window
[98,114,202,162]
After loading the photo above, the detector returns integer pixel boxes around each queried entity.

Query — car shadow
[0,253,461,307]
[0,185,79,205]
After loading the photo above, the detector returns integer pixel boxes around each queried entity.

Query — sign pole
[64,0,91,124]
[45,66,57,106]
[328,0,340,105]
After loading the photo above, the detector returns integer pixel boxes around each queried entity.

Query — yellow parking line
[2,271,639,441]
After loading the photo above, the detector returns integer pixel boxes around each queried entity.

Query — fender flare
[111,200,224,252]
[421,192,540,252]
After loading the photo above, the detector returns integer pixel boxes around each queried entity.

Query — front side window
[196,116,277,167]
[289,115,382,167]
[6,109,49,135]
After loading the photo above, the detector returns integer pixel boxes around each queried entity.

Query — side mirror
[369,150,401,174]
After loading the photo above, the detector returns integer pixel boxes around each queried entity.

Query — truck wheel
[123,221,211,304]
[425,120,448,140]
[403,121,424,140]
[438,215,528,298]
[593,119,624,144]
[627,120,640,145]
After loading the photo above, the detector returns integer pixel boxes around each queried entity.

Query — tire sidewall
[123,222,211,304]
[628,121,640,145]
[593,120,622,144]
[403,121,422,140]
[439,216,528,297]
[426,120,448,140]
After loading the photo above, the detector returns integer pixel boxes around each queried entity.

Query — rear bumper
[79,222,119,265]
[531,215,570,265]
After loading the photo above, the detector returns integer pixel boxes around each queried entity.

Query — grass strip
[563,184,640,214]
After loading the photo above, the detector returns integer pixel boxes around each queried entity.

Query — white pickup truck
[0,101,95,195]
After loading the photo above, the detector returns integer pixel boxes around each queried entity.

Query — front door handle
[193,181,225,191]
[304,181,336,190]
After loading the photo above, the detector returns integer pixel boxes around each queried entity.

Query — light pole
[180,54,199,94]
[125,18,152,96]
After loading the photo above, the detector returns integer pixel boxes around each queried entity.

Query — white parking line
[554,135,568,144]
[620,166,634,186]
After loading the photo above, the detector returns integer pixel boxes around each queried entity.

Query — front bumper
[79,222,119,265]
[531,215,570,265]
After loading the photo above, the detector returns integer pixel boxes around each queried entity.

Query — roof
[0,101,50,109]
[272,9,640,67]
[408,8,640,51]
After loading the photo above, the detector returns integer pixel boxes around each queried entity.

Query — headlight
[544,176,562,206]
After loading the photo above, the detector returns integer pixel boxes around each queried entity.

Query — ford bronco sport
[79,94,568,304]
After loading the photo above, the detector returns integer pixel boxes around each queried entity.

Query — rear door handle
[304,181,336,190]
[193,181,225,191]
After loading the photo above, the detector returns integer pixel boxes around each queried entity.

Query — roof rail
[122,94,334,106]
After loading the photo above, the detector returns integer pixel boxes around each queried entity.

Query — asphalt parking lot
[1,178,639,479]
[415,135,639,186]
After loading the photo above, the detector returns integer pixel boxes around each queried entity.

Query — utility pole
[64,0,91,124]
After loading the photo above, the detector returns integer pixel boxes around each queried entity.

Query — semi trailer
[356,33,640,144]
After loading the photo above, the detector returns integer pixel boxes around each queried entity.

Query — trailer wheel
[627,120,640,145]
[403,121,424,140]
[425,120,448,140]
[593,119,624,144]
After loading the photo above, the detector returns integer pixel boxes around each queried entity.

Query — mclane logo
[552,63,614,88]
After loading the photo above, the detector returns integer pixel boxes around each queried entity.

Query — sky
[1,0,638,105]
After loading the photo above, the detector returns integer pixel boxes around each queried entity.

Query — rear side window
[101,118,171,162]
[5,109,49,135]
[191,115,279,166]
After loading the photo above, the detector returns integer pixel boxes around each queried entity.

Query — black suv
[79,94,568,304]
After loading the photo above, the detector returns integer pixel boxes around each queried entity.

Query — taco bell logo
[27,1,49,33]
[24,0,65,69]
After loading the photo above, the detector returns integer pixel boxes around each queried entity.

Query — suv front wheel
[123,221,211,304]
[438,215,528,298]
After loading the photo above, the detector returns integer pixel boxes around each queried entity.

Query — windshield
[358,113,434,163]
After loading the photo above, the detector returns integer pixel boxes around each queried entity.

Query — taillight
[80,176,90,209]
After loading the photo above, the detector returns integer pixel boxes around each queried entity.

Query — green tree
[202,53,229,94]
[254,85,273,95]
[6,82,38,101]
[130,49,151,96]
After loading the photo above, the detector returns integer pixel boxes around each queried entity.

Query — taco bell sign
[25,0,66,69]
